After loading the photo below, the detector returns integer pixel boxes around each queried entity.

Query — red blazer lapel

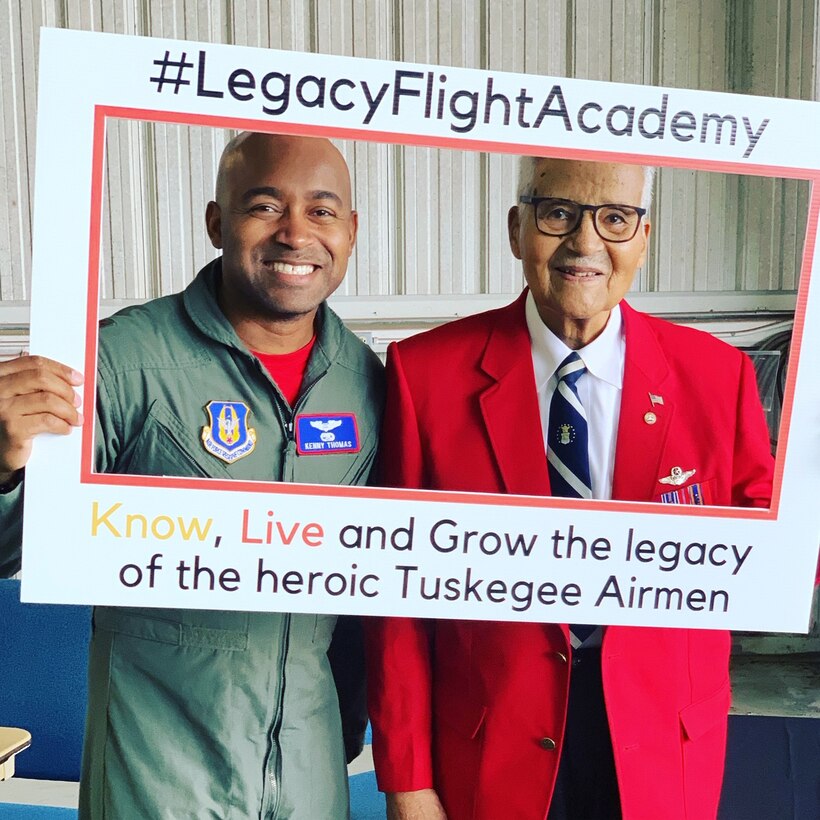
[472,297,673,501]
[612,302,674,502]
[477,292,551,497]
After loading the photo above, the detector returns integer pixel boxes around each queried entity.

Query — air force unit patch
[296,413,360,455]
[201,401,257,463]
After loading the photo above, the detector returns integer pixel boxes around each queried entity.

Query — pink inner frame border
[80,104,820,522]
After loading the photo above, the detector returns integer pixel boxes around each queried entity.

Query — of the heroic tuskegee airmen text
[95,504,751,616]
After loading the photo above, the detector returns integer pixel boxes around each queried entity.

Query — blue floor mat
[350,770,386,819]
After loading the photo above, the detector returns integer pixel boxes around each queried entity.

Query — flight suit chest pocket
[123,401,232,480]
[286,613,337,651]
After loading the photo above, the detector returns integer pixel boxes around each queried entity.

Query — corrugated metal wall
[0,0,816,312]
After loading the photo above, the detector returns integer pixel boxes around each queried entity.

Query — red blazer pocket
[434,694,488,740]
[654,476,717,506]
[679,679,731,742]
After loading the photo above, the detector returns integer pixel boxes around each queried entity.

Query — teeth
[271,262,315,276]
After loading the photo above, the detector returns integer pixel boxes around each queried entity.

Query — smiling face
[508,158,650,349]
[206,133,357,351]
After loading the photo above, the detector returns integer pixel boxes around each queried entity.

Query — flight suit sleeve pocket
[679,679,731,742]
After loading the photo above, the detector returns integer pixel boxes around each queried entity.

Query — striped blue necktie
[547,352,596,647]
[547,352,592,499]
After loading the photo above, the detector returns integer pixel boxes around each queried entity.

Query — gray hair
[517,156,655,211]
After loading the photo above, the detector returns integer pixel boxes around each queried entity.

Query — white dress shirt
[525,291,625,500]
[526,293,625,646]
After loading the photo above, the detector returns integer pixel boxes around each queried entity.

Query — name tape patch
[296,413,360,455]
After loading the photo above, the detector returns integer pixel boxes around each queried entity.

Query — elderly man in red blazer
[365,158,773,820]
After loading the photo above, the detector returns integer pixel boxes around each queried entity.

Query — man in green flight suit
[0,132,384,818]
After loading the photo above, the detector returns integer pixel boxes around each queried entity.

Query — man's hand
[0,355,83,481]
[386,790,448,820]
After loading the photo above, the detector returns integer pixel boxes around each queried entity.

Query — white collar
[525,290,625,390]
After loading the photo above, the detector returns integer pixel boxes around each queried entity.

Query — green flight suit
[0,260,384,819]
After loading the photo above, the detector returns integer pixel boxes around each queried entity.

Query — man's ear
[637,218,651,268]
[205,201,223,249]
[507,205,523,259]
[347,210,359,258]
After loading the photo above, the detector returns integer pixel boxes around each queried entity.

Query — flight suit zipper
[261,613,291,818]
[280,367,328,483]
[252,354,329,483]
[252,355,330,814]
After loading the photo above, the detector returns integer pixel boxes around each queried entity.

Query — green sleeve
[327,614,367,763]
[0,480,24,577]
[0,361,120,578]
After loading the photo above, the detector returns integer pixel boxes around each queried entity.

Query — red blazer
[366,293,773,820]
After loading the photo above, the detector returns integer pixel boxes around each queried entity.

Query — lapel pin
[649,393,664,406]
[659,466,696,486]
[644,411,657,425]
[556,423,576,445]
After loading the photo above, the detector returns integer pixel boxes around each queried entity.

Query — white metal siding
[0,0,816,317]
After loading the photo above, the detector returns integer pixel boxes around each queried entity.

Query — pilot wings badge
[659,466,696,486]
[201,401,257,463]
[310,418,343,442]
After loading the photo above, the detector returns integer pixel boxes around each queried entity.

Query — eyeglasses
[518,196,647,243]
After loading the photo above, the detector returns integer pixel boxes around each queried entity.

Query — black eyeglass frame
[518,196,647,243]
